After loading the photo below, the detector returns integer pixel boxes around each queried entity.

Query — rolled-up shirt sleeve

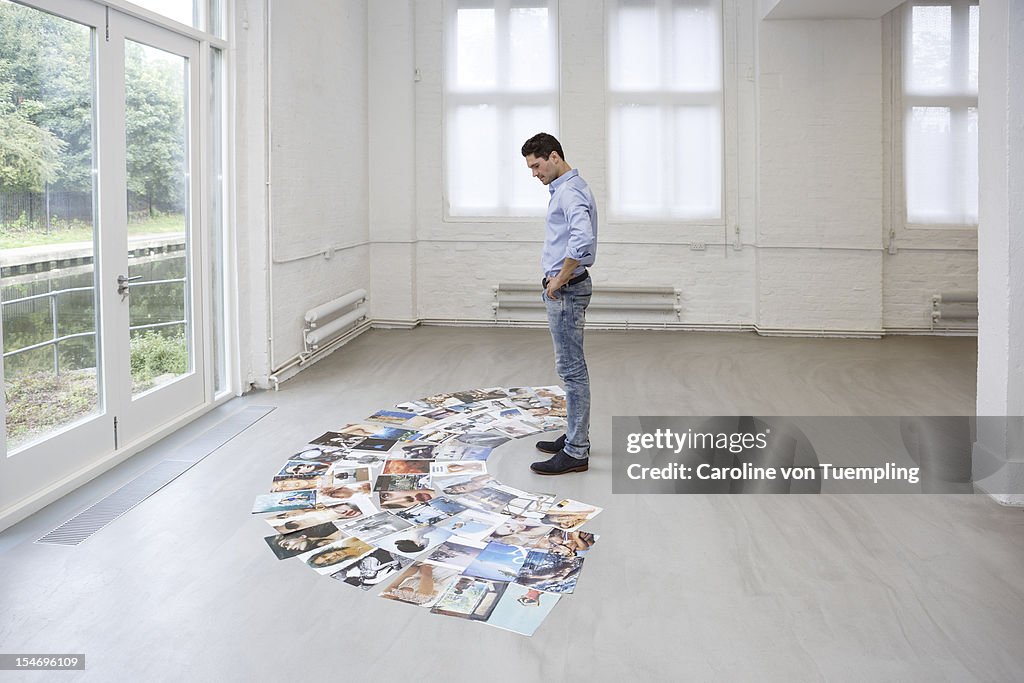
[563,188,595,262]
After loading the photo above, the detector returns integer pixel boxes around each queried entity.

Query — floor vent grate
[173,406,276,464]
[35,405,275,546]
[36,460,193,546]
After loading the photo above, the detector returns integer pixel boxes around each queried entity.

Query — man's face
[525,153,559,185]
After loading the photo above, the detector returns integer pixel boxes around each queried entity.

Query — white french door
[103,11,205,447]
[0,0,207,516]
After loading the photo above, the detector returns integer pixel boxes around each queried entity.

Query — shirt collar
[548,168,578,194]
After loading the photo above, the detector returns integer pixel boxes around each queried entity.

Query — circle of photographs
[255,386,602,636]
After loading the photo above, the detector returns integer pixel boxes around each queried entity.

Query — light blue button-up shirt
[542,168,598,278]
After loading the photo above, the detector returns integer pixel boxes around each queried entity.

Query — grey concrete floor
[1,327,1022,682]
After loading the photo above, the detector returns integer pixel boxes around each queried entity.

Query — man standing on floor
[522,132,598,475]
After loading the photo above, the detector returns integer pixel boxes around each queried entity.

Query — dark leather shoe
[535,433,566,454]
[531,449,589,475]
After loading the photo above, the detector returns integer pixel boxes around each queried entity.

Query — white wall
[408,0,759,326]
[235,0,370,388]
[368,0,417,324]
[973,0,1024,505]
[234,0,984,386]
[392,0,973,334]
[268,1,369,368]
[756,18,884,333]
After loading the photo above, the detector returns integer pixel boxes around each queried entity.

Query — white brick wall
[757,249,883,332]
[265,1,370,369]
[233,0,981,375]
[883,251,978,329]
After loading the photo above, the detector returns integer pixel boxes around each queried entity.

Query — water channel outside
[2,237,187,451]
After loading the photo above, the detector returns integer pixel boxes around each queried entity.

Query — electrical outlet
[690,242,706,251]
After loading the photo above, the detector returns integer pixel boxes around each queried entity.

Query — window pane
[209,0,223,38]
[0,1,100,450]
[672,106,721,219]
[610,105,662,215]
[908,5,952,93]
[906,106,952,223]
[448,105,499,213]
[509,106,557,212]
[125,41,191,396]
[671,0,721,91]
[610,0,659,91]
[210,47,225,393]
[509,7,554,90]
[456,8,496,90]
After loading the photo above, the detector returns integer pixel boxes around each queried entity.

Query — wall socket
[690,242,706,251]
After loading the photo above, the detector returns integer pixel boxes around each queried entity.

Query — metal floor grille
[173,406,276,463]
[36,405,275,546]
[36,460,193,546]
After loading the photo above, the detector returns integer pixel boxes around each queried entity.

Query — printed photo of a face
[264,522,342,560]
[383,460,431,475]
[264,502,365,534]
[303,536,374,574]
[330,548,411,590]
[378,489,436,510]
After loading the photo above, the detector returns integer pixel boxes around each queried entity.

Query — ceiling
[762,0,906,20]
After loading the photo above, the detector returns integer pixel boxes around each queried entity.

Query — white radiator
[304,288,368,351]
[493,283,681,321]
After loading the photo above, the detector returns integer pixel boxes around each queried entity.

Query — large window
[607,0,723,221]
[903,0,979,227]
[444,0,558,217]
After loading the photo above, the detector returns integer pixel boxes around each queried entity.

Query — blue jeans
[542,277,592,459]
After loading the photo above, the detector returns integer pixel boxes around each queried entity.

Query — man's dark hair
[521,132,565,161]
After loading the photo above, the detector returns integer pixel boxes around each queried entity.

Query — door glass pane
[124,40,190,396]
[210,47,225,394]
[0,1,99,451]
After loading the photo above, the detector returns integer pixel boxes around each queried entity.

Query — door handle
[117,274,142,298]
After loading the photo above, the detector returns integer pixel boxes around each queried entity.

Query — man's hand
[546,276,565,300]
[545,257,580,300]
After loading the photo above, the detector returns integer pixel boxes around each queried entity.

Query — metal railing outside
[2,279,187,375]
